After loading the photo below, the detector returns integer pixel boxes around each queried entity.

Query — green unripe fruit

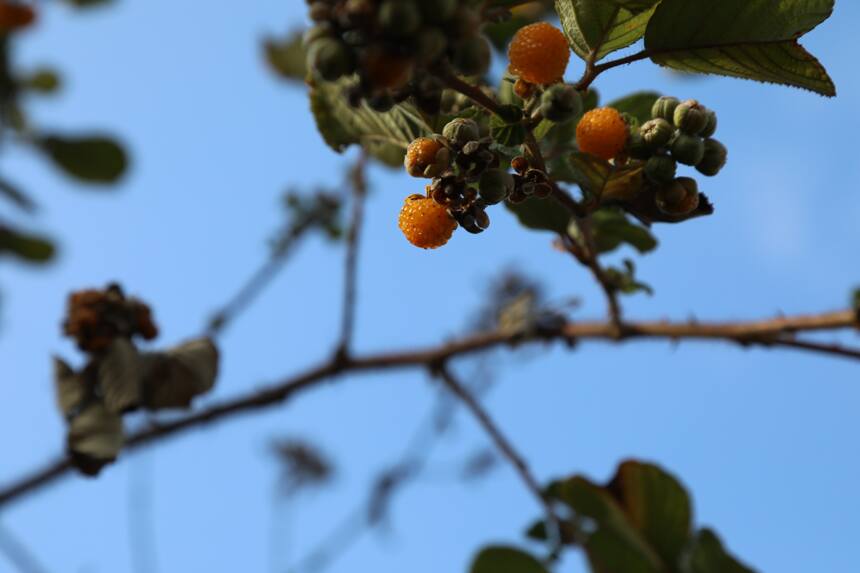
[479,169,515,205]
[656,177,700,216]
[701,109,718,138]
[652,96,680,122]
[673,99,709,135]
[378,0,421,38]
[640,118,674,150]
[696,139,728,176]
[671,133,706,166]
[307,38,355,81]
[452,35,491,76]
[449,7,481,40]
[419,0,457,23]
[539,84,583,123]
[308,2,332,22]
[627,130,652,160]
[416,28,448,65]
[443,118,480,146]
[644,155,678,184]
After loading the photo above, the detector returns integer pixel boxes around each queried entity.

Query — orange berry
[576,107,629,161]
[404,137,446,178]
[398,194,457,249]
[0,2,36,31]
[508,22,569,85]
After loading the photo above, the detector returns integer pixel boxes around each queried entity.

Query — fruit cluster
[303,0,491,113]
[627,97,728,216]
[63,284,158,353]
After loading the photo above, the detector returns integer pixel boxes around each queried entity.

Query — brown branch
[335,154,368,359]
[575,50,651,92]
[1,310,857,510]
[432,365,562,551]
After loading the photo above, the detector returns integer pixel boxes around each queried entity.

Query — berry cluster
[0,1,36,32]
[303,0,491,113]
[63,284,158,353]
[628,97,728,216]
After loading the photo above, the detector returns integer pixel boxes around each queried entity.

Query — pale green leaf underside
[309,79,433,167]
[645,0,835,96]
[555,0,658,61]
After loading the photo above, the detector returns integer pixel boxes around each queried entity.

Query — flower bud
[479,169,515,204]
[307,38,355,81]
[656,177,700,216]
[640,118,674,150]
[644,155,678,184]
[539,84,583,123]
[696,139,728,176]
[377,0,421,38]
[443,118,480,146]
[626,130,652,160]
[671,133,706,166]
[673,99,709,135]
[651,96,680,122]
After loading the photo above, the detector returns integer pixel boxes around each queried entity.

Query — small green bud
[673,99,709,135]
[378,0,421,38]
[700,109,718,138]
[539,84,583,123]
[442,118,481,146]
[479,169,515,204]
[307,38,355,81]
[640,118,674,150]
[696,139,728,177]
[627,130,652,160]
[452,35,491,77]
[671,133,706,166]
[644,155,678,184]
[656,177,700,216]
[419,0,457,23]
[652,96,680,122]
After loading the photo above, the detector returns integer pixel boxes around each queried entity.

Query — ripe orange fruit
[398,194,457,249]
[508,22,569,85]
[0,2,36,31]
[576,107,629,161]
[404,137,444,178]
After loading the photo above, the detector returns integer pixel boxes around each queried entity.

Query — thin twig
[1,310,857,509]
[432,365,562,552]
[335,154,368,360]
[0,523,49,573]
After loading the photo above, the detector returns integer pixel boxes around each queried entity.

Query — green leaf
[264,31,307,83]
[309,78,433,167]
[37,134,128,184]
[569,153,645,202]
[490,114,527,147]
[22,68,62,94]
[608,91,661,126]
[644,0,835,96]
[609,461,692,566]
[506,196,571,235]
[0,177,36,212]
[559,477,663,573]
[0,226,55,264]
[555,0,659,61]
[605,259,653,296]
[689,528,757,573]
[470,546,548,573]
[588,208,657,254]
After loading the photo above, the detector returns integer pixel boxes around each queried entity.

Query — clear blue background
[1,2,859,572]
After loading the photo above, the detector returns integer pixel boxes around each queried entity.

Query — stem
[335,154,368,360]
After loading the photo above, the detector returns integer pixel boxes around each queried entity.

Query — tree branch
[1,310,857,509]
[335,154,368,360]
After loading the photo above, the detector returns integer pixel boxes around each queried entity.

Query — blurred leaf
[310,78,432,167]
[644,0,835,96]
[607,91,660,126]
[264,31,307,82]
[587,208,657,254]
[604,259,653,296]
[689,528,757,573]
[490,114,526,147]
[141,338,219,410]
[0,226,55,263]
[555,0,659,61]
[67,402,124,476]
[505,196,570,234]
[608,460,692,565]
[21,68,62,94]
[0,177,37,212]
[271,438,334,496]
[37,134,128,184]
[53,357,87,417]
[99,338,142,414]
[470,546,549,573]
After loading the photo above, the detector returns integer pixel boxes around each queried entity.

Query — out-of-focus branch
[1,309,857,509]
[0,523,49,573]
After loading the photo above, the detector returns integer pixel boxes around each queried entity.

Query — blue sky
[1,2,859,572]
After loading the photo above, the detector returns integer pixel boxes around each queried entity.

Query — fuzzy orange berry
[404,137,448,178]
[576,107,629,161]
[0,2,36,31]
[507,22,569,85]
[398,194,457,249]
